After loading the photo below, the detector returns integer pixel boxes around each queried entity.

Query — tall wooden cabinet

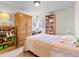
[45,14,56,35]
[15,12,32,47]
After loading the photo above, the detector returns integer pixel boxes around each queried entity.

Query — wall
[0,13,15,26]
[55,7,74,35]
[74,2,79,39]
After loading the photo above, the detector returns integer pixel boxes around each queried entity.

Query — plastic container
[0,39,3,43]
[0,45,3,50]
[7,36,15,41]
[3,44,8,49]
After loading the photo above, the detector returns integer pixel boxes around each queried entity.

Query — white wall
[0,13,15,26]
[55,7,74,35]
[75,2,79,39]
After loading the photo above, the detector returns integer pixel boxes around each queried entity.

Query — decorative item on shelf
[10,29,15,36]
[46,16,49,20]
[6,31,10,38]
[6,30,12,37]
[2,37,7,42]
[49,19,54,22]
[0,29,7,42]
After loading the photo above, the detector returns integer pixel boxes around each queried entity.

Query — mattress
[23,34,79,57]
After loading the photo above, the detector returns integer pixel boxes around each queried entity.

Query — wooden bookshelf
[45,14,56,35]
[0,41,15,45]
[0,26,15,30]
[0,26,16,54]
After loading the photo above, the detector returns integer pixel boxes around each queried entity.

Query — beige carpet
[17,51,38,57]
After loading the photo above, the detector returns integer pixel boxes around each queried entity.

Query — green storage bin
[0,37,3,43]
[11,36,15,41]
[7,37,11,41]
[0,45,3,50]
[0,39,3,43]
[3,44,8,49]
[7,36,15,41]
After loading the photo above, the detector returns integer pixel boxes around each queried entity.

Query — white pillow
[61,35,77,46]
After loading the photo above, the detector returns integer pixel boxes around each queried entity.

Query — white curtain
[32,16,45,33]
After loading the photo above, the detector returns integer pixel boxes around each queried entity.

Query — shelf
[0,41,15,45]
[45,14,56,35]
[0,46,16,54]
[0,26,15,28]
[0,26,15,30]
[0,26,16,54]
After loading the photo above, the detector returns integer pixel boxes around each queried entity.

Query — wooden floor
[17,51,38,57]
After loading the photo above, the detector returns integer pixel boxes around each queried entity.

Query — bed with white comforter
[23,34,79,57]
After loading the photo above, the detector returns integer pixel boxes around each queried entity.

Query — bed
[23,34,79,57]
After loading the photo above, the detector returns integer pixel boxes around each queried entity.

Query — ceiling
[0,1,75,16]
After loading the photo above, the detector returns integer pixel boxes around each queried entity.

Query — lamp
[34,1,40,7]
[0,12,9,19]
